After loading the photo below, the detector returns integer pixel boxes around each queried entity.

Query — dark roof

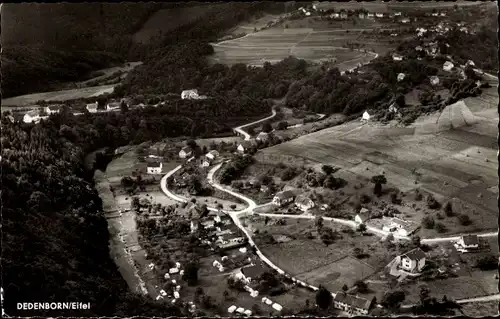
[275,190,295,200]
[356,208,370,221]
[334,292,373,311]
[147,162,162,168]
[462,234,479,246]
[181,146,192,152]
[242,263,268,279]
[402,248,426,261]
[47,104,62,110]
[295,195,314,206]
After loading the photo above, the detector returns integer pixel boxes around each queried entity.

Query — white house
[457,234,479,250]
[236,307,245,314]
[181,89,199,100]
[358,12,365,19]
[201,157,212,167]
[272,303,283,312]
[237,140,256,154]
[295,195,315,211]
[272,190,295,206]
[375,13,384,18]
[415,45,423,52]
[227,305,237,314]
[243,309,252,316]
[430,76,440,86]
[340,12,348,19]
[147,162,163,174]
[190,221,199,233]
[399,248,426,273]
[401,18,410,23]
[86,102,99,113]
[333,292,374,316]
[361,111,371,122]
[45,104,62,115]
[367,13,375,19]
[354,208,370,224]
[392,53,403,61]
[443,61,454,72]
[23,110,42,124]
[394,12,402,16]
[465,60,475,67]
[332,13,340,19]
[179,146,193,158]
[305,11,311,16]
[106,102,120,111]
[397,73,406,82]
[205,150,219,160]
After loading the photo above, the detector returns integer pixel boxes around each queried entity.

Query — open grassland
[1,85,115,108]
[256,99,498,235]
[210,27,375,67]
[461,301,499,317]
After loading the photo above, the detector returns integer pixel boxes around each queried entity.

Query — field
[461,301,499,317]
[1,84,116,108]
[256,96,498,236]
[210,28,376,67]
[314,1,485,12]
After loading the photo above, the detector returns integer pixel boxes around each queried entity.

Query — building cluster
[22,104,64,123]
[181,89,208,100]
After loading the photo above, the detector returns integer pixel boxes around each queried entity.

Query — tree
[321,165,334,175]
[457,214,471,226]
[357,223,367,233]
[315,285,333,309]
[395,94,406,107]
[443,202,453,216]
[277,121,288,130]
[418,285,431,307]
[474,255,497,270]
[381,290,406,309]
[426,195,441,209]
[411,235,421,247]
[370,175,387,196]
[421,216,435,229]
[435,222,446,233]
[262,122,273,133]
[315,216,324,230]
[182,262,199,286]
[223,290,229,300]
[120,99,129,113]
[342,284,348,292]
[354,280,368,293]
[131,196,141,211]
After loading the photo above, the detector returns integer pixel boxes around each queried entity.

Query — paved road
[233,108,277,141]
[421,232,497,245]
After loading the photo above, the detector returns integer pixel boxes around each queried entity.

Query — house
[237,140,256,154]
[147,162,163,174]
[388,103,401,118]
[190,221,199,233]
[295,195,315,212]
[375,13,384,18]
[272,190,295,206]
[305,11,311,16]
[332,13,340,19]
[443,61,454,72]
[358,12,365,19]
[397,73,406,82]
[86,102,99,113]
[106,102,120,111]
[415,45,423,52]
[340,11,348,19]
[399,248,426,273]
[333,292,374,316]
[242,263,267,282]
[457,234,479,250]
[465,60,475,67]
[179,146,193,158]
[23,110,42,124]
[459,27,468,33]
[205,150,219,160]
[392,53,403,61]
[181,89,199,100]
[440,12,446,17]
[272,303,283,312]
[431,12,439,17]
[45,104,62,115]
[366,13,374,19]
[260,185,269,193]
[201,157,212,167]
[256,131,269,142]
[354,208,370,224]
[361,110,371,122]
[216,237,246,250]
[401,18,410,23]
[243,309,252,316]
[430,76,440,86]
[227,305,237,314]
[394,12,402,16]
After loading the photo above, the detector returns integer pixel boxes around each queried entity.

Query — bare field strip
[2,84,115,107]
[297,256,375,292]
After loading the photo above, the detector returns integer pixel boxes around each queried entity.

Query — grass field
[1,84,115,108]
[256,96,498,235]
[461,301,499,317]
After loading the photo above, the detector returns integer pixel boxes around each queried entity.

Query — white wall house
[397,73,406,82]
[361,111,371,122]
[457,235,479,249]
[106,102,120,111]
[147,162,162,174]
[23,110,41,124]
[181,89,199,100]
[201,158,212,167]
[399,248,426,273]
[354,208,370,224]
[179,146,193,158]
[295,195,315,211]
[443,61,454,72]
[430,76,440,86]
[45,105,62,115]
[272,191,295,206]
[86,102,99,113]
[205,150,219,160]
[333,292,373,316]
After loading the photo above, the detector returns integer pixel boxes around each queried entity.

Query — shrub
[443,202,453,216]
[426,194,440,209]
[421,216,435,229]
[475,255,498,270]
[434,222,446,233]
[360,193,371,204]
[457,214,472,226]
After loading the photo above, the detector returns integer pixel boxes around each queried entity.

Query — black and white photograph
[1,1,499,317]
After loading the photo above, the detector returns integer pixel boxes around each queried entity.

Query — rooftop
[295,195,314,206]
[334,292,373,311]
[462,234,479,246]
[242,263,268,280]
[275,190,295,200]
[147,162,162,168]
[402,248,426,261]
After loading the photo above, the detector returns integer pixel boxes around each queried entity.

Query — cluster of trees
[1,119,182,316]
[298,166,347,190]
[218,154,254,184]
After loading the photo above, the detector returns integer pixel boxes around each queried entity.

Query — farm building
[361,110,371,122]
[272,190,296,206]
[241,263,267,282]
[354,208,370,224]
[201,157,212,167]
[106,102,120,111]
[397,73,406,82]
[45,104,62,115]
[23,110,41,124]
[430,76,440,86]
[398,248,426,273]
[256,131,269,142]
[400,18,410,23]
[465,60,476,67]
[227,305,237,314]
[381,217,418,236]
[394,12,402,16]
[181,89,199,100]
[179,146,193,158]
[392,53,403,61]
[366,13,374,19]
[340,11,348,19]
[205,150,219,160]
[443,61,454,72]
[272,303,283,312]
[147,162,163,174]
[456,234,479,250]
[331,13,340,19]
[86,102,98,113]
[295,195,315,211]
[358,12,365,19]
[237,140,257,154]
[333,292,374,316]
[375,13,383,18]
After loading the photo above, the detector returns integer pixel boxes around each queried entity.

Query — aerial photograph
[1,1,498,317]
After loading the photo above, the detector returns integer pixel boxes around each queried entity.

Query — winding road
[233,108,277,141]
